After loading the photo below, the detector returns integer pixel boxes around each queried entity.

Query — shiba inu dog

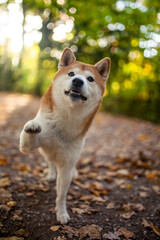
[19,48,110,224]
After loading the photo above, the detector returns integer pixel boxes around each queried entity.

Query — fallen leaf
[71,207,86,214]
[80,156,93,164]
[94,161,110,168]
[12,214,23,221]
[127,184,132,189]
[33,166,44,176]
[7,201,17,207]
[105,171,118,177]
[27,183,49,192]
[26,192,35,196]
[79,194,108,203]
[87,172,99,179]
[122,203,145,212]
[120,211,135,219]
[50,226,61,231]
[106,202,115,209]
[108,165,119,171]
[152,185,160,195]
[114,179,131,189]
[118,227,134,238]
[150,223,160,237]
[78,166,90,174]
[134,160,151,169]
[116,157,129,163]
[139,191,148,198]
[104,176,113,183]
[140,186,150,192]
[146,172,154,179]
[61,225,79,238]
[73,179,89,189]
[89,181,103,189]
[133,203,145,211]
[12,163,31,172]
[142,218,150,228]
[0,177,11,188]
[13,176,22,182]
[117,169,130,176]
[79,224,102,240]
[0,189,12,204]
[0,154,8,166]
[14,210,22,214]
[88,181,110,196]
[12,210,23,221]
[72,204,98,215]
[82,205,98,214]
[53,237,66,240]
[103,232,120,240]
[68,188,80,197]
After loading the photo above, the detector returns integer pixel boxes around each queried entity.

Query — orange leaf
[50,226,61,231]
[0,154,8,166]
[146,173,154,179]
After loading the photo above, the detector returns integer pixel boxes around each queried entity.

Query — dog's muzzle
[64,78,87,101]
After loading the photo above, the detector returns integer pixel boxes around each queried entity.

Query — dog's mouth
[64,89,87,101]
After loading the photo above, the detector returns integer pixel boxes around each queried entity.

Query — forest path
[0,92,160,240]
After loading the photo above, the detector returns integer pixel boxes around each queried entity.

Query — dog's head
[53,48,110,108]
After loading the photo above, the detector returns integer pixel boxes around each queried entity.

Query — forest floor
[0,92,160,240]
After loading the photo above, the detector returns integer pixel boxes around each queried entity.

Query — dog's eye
[87,76,94,82]
[68,72,75,77]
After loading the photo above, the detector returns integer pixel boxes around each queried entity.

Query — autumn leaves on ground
[0,92,160,240]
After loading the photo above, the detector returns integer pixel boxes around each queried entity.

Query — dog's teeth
[71,90,80,95]
[65,89,87,101]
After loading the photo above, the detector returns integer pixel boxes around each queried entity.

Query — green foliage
[0,0,159,122]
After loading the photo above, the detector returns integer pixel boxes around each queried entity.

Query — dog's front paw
[56,211,70,225]
[24,121,41,134]
[19,120,41,154]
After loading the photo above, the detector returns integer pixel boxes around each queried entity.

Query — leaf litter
[0,93,160,239]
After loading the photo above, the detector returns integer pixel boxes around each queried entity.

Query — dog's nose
[72,78,84,88]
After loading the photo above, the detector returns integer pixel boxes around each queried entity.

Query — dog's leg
[19,119,41,154]
[46,161,56,181]
[73,167,78,178]
[55,165,73,224]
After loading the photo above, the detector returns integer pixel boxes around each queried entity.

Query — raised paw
[19,120,41,153]
[56,211,70,225]
[24,121,41,134]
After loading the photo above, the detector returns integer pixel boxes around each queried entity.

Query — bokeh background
[0,0,159,122]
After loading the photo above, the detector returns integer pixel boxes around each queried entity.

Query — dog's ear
[95,57,111,81]
[58,48,76,69]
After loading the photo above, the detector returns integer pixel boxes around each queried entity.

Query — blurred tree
[0,0,159,122]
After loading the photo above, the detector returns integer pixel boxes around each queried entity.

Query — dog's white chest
[38,110,83,148]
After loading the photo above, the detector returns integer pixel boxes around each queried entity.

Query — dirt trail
[0,92,160,240]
